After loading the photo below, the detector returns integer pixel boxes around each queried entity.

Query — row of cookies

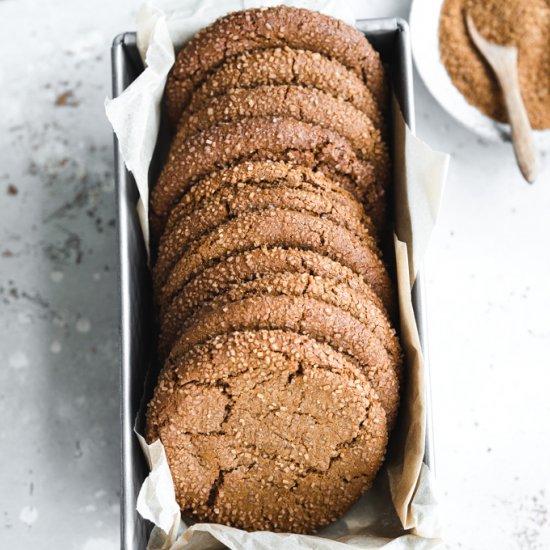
[146,6,403,534]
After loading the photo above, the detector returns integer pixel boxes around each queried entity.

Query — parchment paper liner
[106,2,450,548]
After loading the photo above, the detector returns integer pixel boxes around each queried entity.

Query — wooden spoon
[465,13,540,183]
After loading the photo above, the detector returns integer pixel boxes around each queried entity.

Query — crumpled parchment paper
[105,1,450,548]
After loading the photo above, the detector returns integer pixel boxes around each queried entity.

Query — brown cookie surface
[153,175,378,288]
[159,272,402,375]
[187,47,384,130]
[165,6,386,125]
[146,329,388,532]
[162,160,377,238]
[158,209,394,316]
[158,246,392,358]
[151,117,381,235]
[167,294,401,426]
[175,85,390,181]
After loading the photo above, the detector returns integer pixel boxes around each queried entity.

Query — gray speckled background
[0,1,135,548]
[1,1,549,549]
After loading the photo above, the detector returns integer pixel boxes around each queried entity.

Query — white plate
[409,0,550,146]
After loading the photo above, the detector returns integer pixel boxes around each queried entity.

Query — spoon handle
[465,14,540,183]
[496,56,540,183]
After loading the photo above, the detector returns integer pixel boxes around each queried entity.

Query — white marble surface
[1,1,549,549]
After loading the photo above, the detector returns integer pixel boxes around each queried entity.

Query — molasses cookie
[167,294,401,426]
[158,247,393,358]
[158,272,401,370]
[145,4,403,536]
[153,181,378,289]
[186,47,384,130]
[175,85,390,182]
[157,209,393,315]
[162,160,377,239]
[151,117,380,235]
[146,330,388,533]
[165,6,386,125]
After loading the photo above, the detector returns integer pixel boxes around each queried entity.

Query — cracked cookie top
[153,171,380,290]
[161,160,378,240]
[186,47,384,130]
[174,85,390,181]
[146,329,388,533]
[165,6,386,125]
[158,270,400,369]
[150,117,380,235]
[157,209,394,316]
[167,293,401,427]
[158,247,392,360]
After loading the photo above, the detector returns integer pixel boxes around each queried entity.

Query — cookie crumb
[55,90,79,107]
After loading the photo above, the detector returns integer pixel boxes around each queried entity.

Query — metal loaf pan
[112,18,433,550]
